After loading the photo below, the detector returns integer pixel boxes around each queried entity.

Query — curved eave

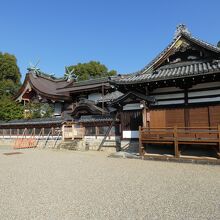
[14,73,31,101]
[15,73,71,102]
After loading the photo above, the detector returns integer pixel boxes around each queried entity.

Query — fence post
[174,126,179,158]
[62,125,65,141]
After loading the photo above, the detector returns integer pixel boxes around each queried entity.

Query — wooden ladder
[97,112,118,151]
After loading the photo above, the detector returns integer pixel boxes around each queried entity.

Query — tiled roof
[110,91,155,105]
[138,33,220,75]
[57,77,111,93]
[113,60,220,84]
[0,117,64,126]
[78,115,114,123]
[97,91,124,102]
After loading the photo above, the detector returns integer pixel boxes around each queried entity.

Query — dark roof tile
[113,60,220,84]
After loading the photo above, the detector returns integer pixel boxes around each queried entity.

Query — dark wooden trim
[184,108,190,127]
[150,86,220,96]
[188,86,220,92]
[150,101,220,109]
[156,97,185,102]
[150,90,184,96]
[188,94,220,100]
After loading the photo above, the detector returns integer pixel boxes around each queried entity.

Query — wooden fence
[62,124,85,140]
[139,126,220,160]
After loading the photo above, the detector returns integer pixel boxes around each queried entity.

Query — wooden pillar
[217,125,220,157]
[33,128,36,136]
[142,107,147,128]
[141,101,148,128]
[174,126,179,158]
[72,124,74,140]
[139,126,144,158]
[95,126,98,139]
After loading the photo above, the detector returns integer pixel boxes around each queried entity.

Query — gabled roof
[112,25,220,85]
[57,77,111,94]
[15,71,71,101]
[97,90,124,102]
[72,99,107,116]
[141,32,220,75]
[111,91,155,106]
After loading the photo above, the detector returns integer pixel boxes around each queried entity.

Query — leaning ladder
[97,112,119,151]
[43,129,52,148]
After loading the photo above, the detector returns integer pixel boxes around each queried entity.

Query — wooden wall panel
[209,106,220,127]
[121,110,142,130]
[150,110,166,128]
[165,109,185,127]
[189,107,209,127]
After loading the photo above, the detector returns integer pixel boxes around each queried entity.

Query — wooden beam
[139,126,145,158]
[142,103,147,128]
[174,126,179,158]
[218,124,220,153]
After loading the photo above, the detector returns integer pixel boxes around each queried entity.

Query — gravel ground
[0,147,220,220]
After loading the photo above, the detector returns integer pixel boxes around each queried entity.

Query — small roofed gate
[62,123,85,140]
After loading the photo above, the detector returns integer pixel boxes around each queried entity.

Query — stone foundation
[0,139,15,147]
[120,140,139,153]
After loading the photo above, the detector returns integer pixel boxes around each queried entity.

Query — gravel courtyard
[0,147,220,220]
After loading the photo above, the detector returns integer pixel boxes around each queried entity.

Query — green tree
[0,80,20,96]
[0,53,21,84]
[0,52,23,121]
[66,61,117,81]
[25,102,54,119]
[0,95,24,121]
[217,41,220,48]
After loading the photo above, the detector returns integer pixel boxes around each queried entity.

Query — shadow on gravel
[3,152,23,156]
[108,151,140,159]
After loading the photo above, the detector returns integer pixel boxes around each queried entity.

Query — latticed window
[98,126,109,135]
[85,126,96,135]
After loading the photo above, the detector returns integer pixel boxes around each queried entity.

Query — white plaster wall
[123,131,139,139]
[123,103,143,111]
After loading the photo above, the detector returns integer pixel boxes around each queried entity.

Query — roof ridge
[119,28,220,78]
[29,71,66,83]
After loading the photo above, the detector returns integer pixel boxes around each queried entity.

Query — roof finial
[174,24,191,38]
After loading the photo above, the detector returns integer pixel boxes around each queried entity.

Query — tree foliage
[0,52,21,84]
[217,41,220,48]
[0,52,23,121]
[0,80,20,96]
[0,95,24,121]
[66,61,117,81]
[25,102,54,119]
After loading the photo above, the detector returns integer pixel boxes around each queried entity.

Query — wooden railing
[139,126,220,159]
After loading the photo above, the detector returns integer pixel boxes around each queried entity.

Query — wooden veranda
[139,126,220,162]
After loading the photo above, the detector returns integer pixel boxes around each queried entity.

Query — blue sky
[1,0,220,80]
